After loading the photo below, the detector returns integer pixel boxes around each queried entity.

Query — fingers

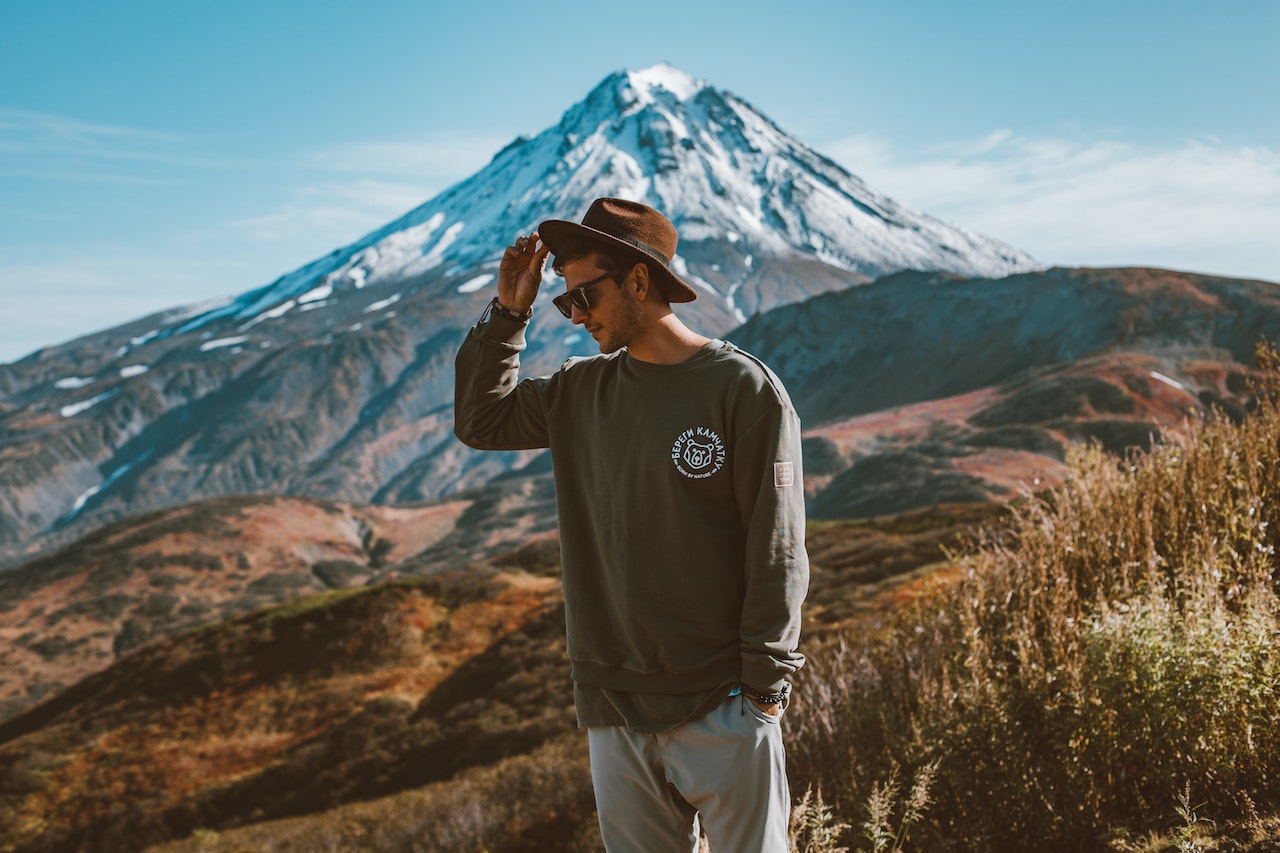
[512,232,547,257]
[510,232,550,279]
[495,233,549,316]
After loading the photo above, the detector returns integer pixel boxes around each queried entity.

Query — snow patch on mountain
[201,336,249,352]
[364,293,402,312]
[61,389,117,418]
[241,300,296,330]
[63,452,152,521]
[299,284,332,304]
[629,62,702,103]
[456,275,494,294]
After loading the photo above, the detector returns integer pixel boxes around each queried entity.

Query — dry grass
[145,733,600,853]
[787,344,1280,850]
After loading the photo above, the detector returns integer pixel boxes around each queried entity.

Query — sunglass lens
[552,286,594,318]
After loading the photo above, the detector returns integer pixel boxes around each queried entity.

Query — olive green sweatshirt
[454,311,808,727]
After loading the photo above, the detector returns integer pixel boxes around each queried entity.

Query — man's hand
[498,233,550,315]
[750,697,783,717]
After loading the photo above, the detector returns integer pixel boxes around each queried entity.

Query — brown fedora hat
[538,198,698,303]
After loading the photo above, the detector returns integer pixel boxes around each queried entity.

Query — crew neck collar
[624,339,726,372]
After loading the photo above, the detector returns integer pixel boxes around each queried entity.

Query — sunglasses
[552,268,626,318]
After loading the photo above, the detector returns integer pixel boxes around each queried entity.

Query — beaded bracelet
[486,296,532,323]
[741,682,791,705]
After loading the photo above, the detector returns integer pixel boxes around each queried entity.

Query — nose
[570,303,588,324]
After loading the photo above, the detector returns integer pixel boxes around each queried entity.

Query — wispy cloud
[826,132,1280,281]
[0,247,243,361]
[226,179,429,243]
[0,114,516,362]
[309,133,508,179]
[226,133,508,244]
[0,107,220,181]
[224,174,454,251]
[0,107,181,145]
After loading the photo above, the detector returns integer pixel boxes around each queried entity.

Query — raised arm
[453,232,557,451]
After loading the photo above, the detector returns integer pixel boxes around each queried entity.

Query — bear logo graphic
[683,439,715,471]
[671,427,726,479]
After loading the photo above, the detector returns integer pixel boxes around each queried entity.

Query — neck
[625,313,712,365]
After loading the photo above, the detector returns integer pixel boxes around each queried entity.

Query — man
[454,197,808,852]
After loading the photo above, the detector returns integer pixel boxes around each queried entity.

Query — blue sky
[2,0,1277,363]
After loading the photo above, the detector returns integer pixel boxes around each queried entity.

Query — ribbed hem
[570,652,739,694]
[740,656,795,695]
[476,313,528,348]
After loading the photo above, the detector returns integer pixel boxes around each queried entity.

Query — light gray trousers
[587,695,791,852]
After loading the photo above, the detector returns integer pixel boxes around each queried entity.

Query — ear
[631,262,652,301]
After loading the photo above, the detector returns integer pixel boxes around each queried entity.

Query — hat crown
[537,196,697,303]
[581,198,678,265]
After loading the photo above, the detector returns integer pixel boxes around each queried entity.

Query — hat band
[612,233,672,266]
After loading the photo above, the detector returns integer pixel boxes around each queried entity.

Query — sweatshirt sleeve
[453,312,555,450]
[734,398,810,693]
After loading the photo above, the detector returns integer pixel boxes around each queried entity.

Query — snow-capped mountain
[0,63,1041,563]
[172,62,1037,337]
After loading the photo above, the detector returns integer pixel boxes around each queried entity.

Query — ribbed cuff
[740,657,791,695]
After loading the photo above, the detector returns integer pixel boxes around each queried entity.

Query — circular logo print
[671,426,726,479]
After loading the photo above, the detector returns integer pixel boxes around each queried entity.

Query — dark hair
[550,236,632,277]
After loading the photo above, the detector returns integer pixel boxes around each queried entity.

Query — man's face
[561,255,644,354]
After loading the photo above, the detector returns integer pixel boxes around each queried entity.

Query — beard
[594,286,647,354]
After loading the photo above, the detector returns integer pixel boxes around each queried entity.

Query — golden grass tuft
[787,342,1280,849]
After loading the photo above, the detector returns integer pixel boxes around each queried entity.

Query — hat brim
[537,218,698,304]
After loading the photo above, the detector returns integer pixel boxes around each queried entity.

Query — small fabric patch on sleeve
[774,461,794,488]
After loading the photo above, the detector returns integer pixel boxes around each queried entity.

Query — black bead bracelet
[742,683,791,705]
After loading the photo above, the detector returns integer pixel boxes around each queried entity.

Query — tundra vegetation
[13,346,1280,853]
[789,341,1280,852]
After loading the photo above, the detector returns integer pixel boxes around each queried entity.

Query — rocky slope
[0,473,561,724]
[733,266,1275,516]
[2,263,1274,566]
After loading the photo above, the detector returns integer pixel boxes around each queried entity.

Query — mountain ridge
[156,63,1038,340]
[0,63,1041,563]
